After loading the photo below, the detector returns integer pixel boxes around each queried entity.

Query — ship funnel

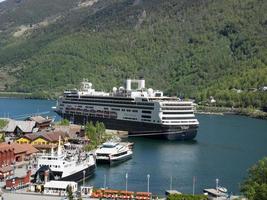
[126,79,131,91]
[138,78,145,90]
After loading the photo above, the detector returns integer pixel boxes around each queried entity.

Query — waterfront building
[27,116,52,130]
[5,170,31,190]
[43,181,77,196]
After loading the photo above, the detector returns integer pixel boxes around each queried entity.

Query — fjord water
[1,98,267,195]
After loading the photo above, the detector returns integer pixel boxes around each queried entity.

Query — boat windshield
[102,142,118,148]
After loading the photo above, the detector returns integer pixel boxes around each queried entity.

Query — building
[53,124,84,138]
[27,116,52,130]
[16,130,69,151]
[0,143,15,180]
[0,143,38,165]
[5,170,31,190]
[0,143,14,166]
[43,181,77,196]
[2,119,37,137]
[11,143,38,162]
[0,165,13,180]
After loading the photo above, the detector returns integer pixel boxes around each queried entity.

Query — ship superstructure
[54,78,199,140]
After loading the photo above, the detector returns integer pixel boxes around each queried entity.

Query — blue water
[1,98,267,195]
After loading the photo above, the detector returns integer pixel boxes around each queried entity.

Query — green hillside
[0,0,266,108]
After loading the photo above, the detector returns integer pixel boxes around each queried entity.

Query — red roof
[0,143,13,153]
[29,116,52,124]
[19,130,69,143]
[11,143,38,155]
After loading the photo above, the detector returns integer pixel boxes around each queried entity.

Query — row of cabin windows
[45,188,67,191]
[64,98,154,106]
[162,103,192,106]
[162,112,193,115]
[141,115,151,119]
[40,164,60,168]
[141,119,151,122]
[121,109,138,112]
[142,110,151,114]
[162,121,196,124]
[161,107,192,110]
[77,96,134,101]
[123,117,137,120]
[112,151,128,157]
[162,117,195,120]
[62,101,154,110]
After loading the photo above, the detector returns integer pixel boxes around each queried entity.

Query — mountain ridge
[0,0,266,107]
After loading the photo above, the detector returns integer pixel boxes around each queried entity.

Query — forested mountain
[0,0,266,107]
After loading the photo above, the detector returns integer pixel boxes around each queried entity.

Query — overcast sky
[0,0,6,2]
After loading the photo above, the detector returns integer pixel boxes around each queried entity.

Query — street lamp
[147,174,150,193]
[170,176,172,190]
[125,173,128,192]
[103,174,107,189]
[192,176,196,196]
[83,170,86,187]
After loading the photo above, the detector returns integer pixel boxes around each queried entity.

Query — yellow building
[16,131,69,151]
[16,137,32,144]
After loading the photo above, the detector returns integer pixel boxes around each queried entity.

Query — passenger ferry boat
[95,141,133,164]
[54,78,199,140]
[34,137,96,183]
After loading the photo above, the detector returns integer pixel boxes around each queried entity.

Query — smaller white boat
[95,141,133,164]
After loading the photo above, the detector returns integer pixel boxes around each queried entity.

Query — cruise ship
[54,78,199,140]
[33,137,96,183]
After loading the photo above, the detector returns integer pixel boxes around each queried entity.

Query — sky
[0,0,6,2]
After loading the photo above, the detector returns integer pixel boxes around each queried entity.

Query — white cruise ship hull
[56,112,198,140]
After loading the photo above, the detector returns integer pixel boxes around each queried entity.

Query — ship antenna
[57,135,62,156]
[51,146,54,156]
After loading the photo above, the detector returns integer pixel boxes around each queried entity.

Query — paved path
[2,192,64,200]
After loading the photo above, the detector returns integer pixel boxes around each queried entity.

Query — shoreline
[1,94,266,121]
[0,92,57,100]
[196,106,267,120]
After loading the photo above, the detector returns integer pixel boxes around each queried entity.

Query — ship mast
[57,135,62,156]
